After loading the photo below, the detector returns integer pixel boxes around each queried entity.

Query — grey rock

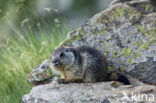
[24,0,156,102]
[28,60,55,85]
[22,80,156,103]
[28,0,156,84]
[60,0,156,83]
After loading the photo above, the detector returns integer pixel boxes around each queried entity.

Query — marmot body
[51,46,130,85]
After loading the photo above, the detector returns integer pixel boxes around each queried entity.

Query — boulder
[61,0,156,83]
[23,0,156,103]
[28,0,156,84]
[22,80,156,103]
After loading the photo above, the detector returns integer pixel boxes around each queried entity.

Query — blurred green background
[0,0,112,103]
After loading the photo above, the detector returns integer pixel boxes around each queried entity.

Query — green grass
[0,21,70,103]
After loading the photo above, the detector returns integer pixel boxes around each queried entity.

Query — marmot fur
[51,46,130,85]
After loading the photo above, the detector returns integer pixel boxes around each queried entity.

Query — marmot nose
[52,59,60,66]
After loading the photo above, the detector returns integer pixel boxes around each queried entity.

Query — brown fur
[51,46,108,83]
[51,46,130,85]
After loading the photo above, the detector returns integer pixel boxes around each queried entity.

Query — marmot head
[51,47,76,69]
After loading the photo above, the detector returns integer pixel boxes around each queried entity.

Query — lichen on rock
[28,0,156,84]
[28,60,55,85]
[24,0,156,103]
[59,0,156,83]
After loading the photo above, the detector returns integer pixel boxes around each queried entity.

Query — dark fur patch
[107,71,131,85]
[52,46,130,85]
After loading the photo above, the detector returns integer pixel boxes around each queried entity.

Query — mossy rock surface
[24,1,156,102]
[28,0,156,84]
[61,0,156,83]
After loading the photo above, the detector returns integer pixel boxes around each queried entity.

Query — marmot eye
[60,52,64,57]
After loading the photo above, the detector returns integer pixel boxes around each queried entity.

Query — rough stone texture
[28,60,54,85]
[28,0,156,84]
[22,80,156,103]
[60,0,156,83]
[24,0,156,103]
